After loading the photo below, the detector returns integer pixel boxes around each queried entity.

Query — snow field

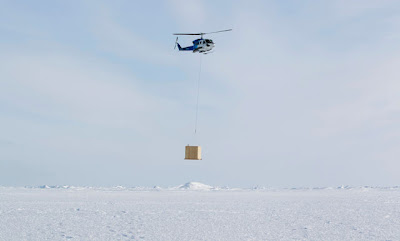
[0,186,399,240]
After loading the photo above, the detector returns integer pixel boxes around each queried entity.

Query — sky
[1,0,400,187]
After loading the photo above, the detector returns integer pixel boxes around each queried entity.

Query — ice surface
[0,184,399,240]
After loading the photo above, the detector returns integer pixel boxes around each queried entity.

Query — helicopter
[173,29,232,54]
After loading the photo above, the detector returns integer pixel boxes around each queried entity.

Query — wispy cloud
[84,1,177,66]
[167,0,206,29]
[0,50,159,127]
[194,1,400,186]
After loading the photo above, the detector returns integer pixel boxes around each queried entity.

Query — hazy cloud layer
[1,1,400,187]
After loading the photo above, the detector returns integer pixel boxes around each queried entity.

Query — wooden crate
[185,145,202,160]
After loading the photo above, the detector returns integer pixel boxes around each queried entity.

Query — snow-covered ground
[1,183,399,240]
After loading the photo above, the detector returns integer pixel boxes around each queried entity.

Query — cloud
[0,45,187,185]
[327,0,399,18]
[80,1,178,66]
[2,0,400,186]
[167,0,206,29]
[0,50,161,128]
[188,1,400,186]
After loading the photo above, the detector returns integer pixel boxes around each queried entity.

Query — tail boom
[177,43,195,51]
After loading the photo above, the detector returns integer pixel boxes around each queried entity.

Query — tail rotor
[174,37,178,49]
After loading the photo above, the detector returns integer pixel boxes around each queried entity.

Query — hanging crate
[185,145,202,160]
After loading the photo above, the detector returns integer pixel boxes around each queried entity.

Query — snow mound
[153,186,162,191]
[178,182,214,190]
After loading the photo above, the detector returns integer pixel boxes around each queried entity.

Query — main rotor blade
[173,33,202,35]
[203,29,232,35]
[173,29,232,36]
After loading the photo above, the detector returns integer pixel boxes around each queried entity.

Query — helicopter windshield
[205,39,213,43]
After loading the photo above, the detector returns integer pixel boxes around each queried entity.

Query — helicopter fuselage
[176,38,215,53]
[193,38,215,53]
